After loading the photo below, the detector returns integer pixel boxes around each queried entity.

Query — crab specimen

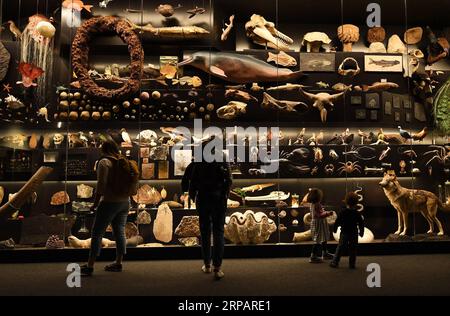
[337,161,362,175]
[245,14,293,51]
[424,145,450,166]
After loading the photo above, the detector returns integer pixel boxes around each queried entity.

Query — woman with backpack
[81,136,139,276]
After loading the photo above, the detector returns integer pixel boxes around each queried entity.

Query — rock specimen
[77,184,94,199]
[45,235,65,249]
[50,191,70,206]
[175,216,200,237]
[387,34,407,54]
[133,184,162,205]
[404,27,423,44]
[137,210,151,224]
[224,210,277,244]
[125,222,139,239]
[178,237,199,247]
[153,204,173,243]
[367,26,386,43]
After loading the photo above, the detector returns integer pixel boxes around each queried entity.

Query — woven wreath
[71,16,144,100]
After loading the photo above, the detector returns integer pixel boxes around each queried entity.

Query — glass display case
[0,0,449,256]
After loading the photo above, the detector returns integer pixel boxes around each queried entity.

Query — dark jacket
[182,160,232,199]
[333,207,365,237]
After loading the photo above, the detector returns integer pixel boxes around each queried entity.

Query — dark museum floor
[0,254,449,296]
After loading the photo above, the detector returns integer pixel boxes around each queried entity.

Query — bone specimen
[387,35,407,54]
[240,183,276,193]
[267,51,297,67]
[298,88,346,122]
[354,82,399,92]
[225,89,258,102]
[178,51,304,83]
[251,83,264,92]
[217,101,247,119]
[99,0,113,8]
[175,216,200,237]
[187,6,206,19]
[337,57,360,77]
[221,15,235,41]
[337,24,360,52]
[244,191,290,202]
[404,27,423,44]
[153,204,173,243]
[332,83,352,92]
[367,26,386,43]
[224,210,277,244]
[131,23,209,39]
[50,191,70,205]
[245,14,293,51]
[267,83,309,91]
[301,32,331,52]
[261,92,307,113]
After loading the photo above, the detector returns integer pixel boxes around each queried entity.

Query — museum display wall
[0,0,449,253]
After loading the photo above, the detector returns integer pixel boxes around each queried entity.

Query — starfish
[2,83,12,93]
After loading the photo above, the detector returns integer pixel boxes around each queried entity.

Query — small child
[330,191,365,269]
[307,188,334,263]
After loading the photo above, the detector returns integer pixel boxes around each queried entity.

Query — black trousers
[332,232,358,267]
[196,191,227,268]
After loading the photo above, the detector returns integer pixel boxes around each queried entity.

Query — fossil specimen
[225,89,258,103]
[337,24,360,52]
[354,82,399,92]
[217,101,247,120]
[261,92,307,113]
[267,83,308,91]
[245,14,293,51]
[298,88,346,122]
[224,210,277,244]
[244,191,290,202]
[369,42,387,53]
[301,32,331,52]
[267,51,297,67]
[0,42,11,81]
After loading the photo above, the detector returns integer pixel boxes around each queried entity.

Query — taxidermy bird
[398,126,412,140]
[4,21,22,41]
[412,127,428,141]
[298,88,346,123]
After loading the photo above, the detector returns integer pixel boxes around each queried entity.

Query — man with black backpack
[80,136,139,276]
[183,142,232,280]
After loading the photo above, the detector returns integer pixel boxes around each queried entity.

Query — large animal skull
[245,14,293,51]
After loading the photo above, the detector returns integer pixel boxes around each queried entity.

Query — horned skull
[245,14,293,51]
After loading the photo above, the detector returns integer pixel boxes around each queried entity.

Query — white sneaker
[202,265,212,273]
[214,268,224,280]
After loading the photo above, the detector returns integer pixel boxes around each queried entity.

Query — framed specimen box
[365,93,380,109]
[158,161,169,179]
[142,162,155,180]
[350,95,362,105]
[299,53,335,72]
[364,55,403,72]
[355,109,367,120]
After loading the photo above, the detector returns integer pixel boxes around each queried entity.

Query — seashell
[227,199,240,208]
[387,34,407,54]
[80,111,90,120]
[69,111,78,121]
[224,210,277,244]
[269,211,276,217]
[404,27,423,45]
[369,42,387,53]
[140,91,150,100]
[278,210,287,218]
[133,184,162,205]
[102,111,111,120]
[92,112,101,120]
[175,216,200,237]
[50,191,70,206]
[367,26,386,43]
[292,219,299,226]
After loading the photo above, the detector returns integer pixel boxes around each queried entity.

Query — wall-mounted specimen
[337,24,359,52]
[379,170,446,236]
[72,16,144,100]
[350,96,362,105]
[155,4,182,17]
[217,101,247,119]
[267,51,297,67]
[261,92,307,113]
[387,34,407,54]
[355,82,399,92]
[364,55,402,72]
[355,109,366,120]
[365,93,380,109]
[298,88,346,122]
[221,15,235,41]
[178,51,304,83]
[224,210,277,244]
[141,162,155,180]
[0,42,10,81]
[404,27,423,44]
[158,161,169,179]
[245,14,293,51]
[62,0,93,12]
[153,204,173,243]
[337,57,360,77]
[300,32,331,52]
[299,53,335,72]
[414,102,427,122]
